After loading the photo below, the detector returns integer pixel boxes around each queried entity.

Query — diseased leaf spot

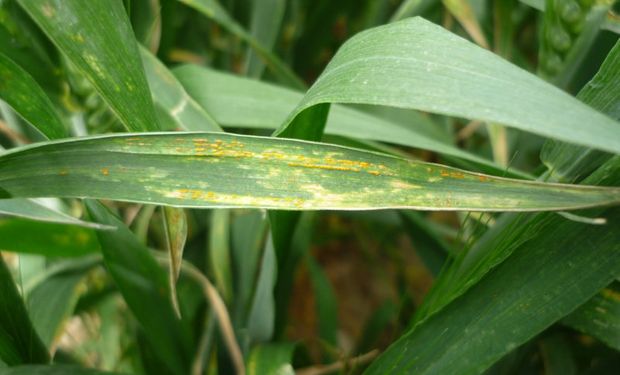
[440,169,465,179]
[101,167,109,176]
[287,162,360,172]
[41,2,55,18]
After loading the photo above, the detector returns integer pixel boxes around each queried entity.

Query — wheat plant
[0,0,619,374]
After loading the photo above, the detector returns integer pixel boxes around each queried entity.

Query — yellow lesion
[287,162,360,172]
[281,153,389,175]
[440,169,465,179]
[165,188,309,208]
[83,53,106,79]
[41,2,55,18]
[101,167,109,176]
[390,180,421,190]
[71,33,85,43]
[188,137,389,174]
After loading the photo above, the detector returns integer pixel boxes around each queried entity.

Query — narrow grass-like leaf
[367,135,620,373]
[391,0,439,21]
[173,65,503,172]
[0,255,49,365]
[419,35,620,321]
[562,282,620,350]
[0,133,618,211]
[0,219,98,257]
[17,0,159,132]
[230,211,267,331]
[539,334,577,375]
[27,267,89,347]
[209,210,233,303]
[85,200,192,375]
[0,52,65,139]
[275,17,620,154]
[442,0,489,48]
[140,47,221,132]
[366,205,620,374]
[177,0,305,89]
[247,237,276,343]
[0,199,110,229]
[244,0,286,78]
[307,255,338,352]
[161,206,187,318]
[542,40,620,183]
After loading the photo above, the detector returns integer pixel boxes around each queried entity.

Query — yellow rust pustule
[166,188,309,208]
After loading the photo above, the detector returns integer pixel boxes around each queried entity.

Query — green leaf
[208,210,233,304]
[27,266,90,346]
[391,0,439,21]
[0,366,125,375]
[230,210,267,329]
[307,255,338,351]
[17,0,159,132]
[368,35,620,373]
[84,200,192,375]
[247,342,295,375]
[539,333,577,375]
[244,0,286,78]
[173,65,504,173]
[0,219,99,257]
[274,17,620,154]
[442,0,489,48]
[161,206,187,318]
[0,199,110,229]
[177,0,305,89]
[0,52,65,139]
[1,132,618,211]
[562,282,620,351]
[542,40,620,183]
[139,47,221,132]
[0,255,49,365]
[247,236,276,343]
[365,204,620,374]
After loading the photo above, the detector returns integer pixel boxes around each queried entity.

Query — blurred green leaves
[16,0,159,132]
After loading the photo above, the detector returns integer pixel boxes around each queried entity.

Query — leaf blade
[85,200,192,375]
[365,205,620,374]
[0,255,49,365]
[276,17,620,154]
[0,132,618,211]
[173,65,503,172]
[0,52,65,139]
[17,0,159,132]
